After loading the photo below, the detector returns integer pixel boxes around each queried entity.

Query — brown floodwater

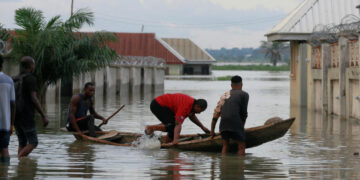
[1,70,360,179]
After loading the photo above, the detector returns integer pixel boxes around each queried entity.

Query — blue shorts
[0,131,10,149]
[15,124,38,148]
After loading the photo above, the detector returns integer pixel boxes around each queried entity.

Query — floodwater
[2,70,360,179]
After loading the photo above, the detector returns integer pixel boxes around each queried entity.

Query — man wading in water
[14,56,49,157]
[210,75,249,156]
[66,82,107,137]
[145,93,210,145]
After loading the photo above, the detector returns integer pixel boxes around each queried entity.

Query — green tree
[260,41,288,66]
[8,7,118,96]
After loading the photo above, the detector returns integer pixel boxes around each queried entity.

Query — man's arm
[210,92,228,137]
[30,92,48,127]
[10,101,15,134]
[189,114,210,134]
[69,96,83,134]
[172,120,182,145]
[89,101,106,123]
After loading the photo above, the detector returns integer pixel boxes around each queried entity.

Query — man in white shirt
[0,55,15,163]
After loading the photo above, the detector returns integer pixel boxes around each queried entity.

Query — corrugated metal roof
[161,38,215,62]
[267,0,360,41]
[106,33,184,64]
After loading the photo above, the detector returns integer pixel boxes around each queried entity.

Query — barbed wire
[308,14,360,47]
[113,56,166,67]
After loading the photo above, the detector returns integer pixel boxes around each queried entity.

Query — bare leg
[237,141,246,156]
[18,144,36,157]
[0,149,10,163]
[164,135,171,143]
[145,123,166,134]
[222,139,229,154]
[18,147,24,155]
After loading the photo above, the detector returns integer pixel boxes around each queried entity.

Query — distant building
[106,33,215,76]
[266,0,360,119]
[161,38,216,75]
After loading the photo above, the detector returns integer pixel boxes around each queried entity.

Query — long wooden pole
[98,105,125,128]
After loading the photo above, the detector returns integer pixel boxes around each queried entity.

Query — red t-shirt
[155,93,195,123]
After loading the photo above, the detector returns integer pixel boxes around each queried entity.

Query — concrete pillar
[130,66,141,95]
[118,66,130,96]
[321,43,331,114]
[152,67,165,93]
[94,68,104,97]
[299,43,308,107]
[339,36,350,120]
[104,66,117,96]
[143,67,153,94]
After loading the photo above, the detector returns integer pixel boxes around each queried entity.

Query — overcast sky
[0,0,302,49]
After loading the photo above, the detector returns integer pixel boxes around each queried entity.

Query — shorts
[221,131,245,142]
[15,124,38,148]
[150,99,176,140]
[0,131,10,149]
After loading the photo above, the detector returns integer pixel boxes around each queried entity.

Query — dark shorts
[150,99,176,140]
[15,124,38,148]
[0,131,10,149]
[221,131,245,142]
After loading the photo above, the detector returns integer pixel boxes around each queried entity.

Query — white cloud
[209,0,302,13]
[189,27,267,49]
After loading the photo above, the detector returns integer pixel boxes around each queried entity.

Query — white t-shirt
[0,72,15,131]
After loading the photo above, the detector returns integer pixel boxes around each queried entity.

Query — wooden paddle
[98,104,125,128]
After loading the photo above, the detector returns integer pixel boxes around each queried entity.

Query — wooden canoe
[70,117,295,152]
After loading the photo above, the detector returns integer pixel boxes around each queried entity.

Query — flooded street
[2,70,360,179]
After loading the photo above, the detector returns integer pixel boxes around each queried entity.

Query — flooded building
[266,0,360,120]
[107,33,216,75]
[161,38,216,75]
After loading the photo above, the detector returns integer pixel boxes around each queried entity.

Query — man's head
[0,55,3,71]
[193,99,207,113]
[20,56,35,73]
[231,75,242,90]
[83,82,95,97]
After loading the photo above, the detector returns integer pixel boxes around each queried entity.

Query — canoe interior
[73,117,295,153]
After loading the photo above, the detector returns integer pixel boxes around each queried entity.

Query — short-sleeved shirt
[0,72,15,131]
[155,93,195,123]
[216,90,249,133]
[15,73,37,127]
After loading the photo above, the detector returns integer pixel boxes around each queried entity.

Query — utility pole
[141,24,144,32]
[71,0,74,16]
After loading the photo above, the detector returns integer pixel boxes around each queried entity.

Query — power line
[95,14,284,29]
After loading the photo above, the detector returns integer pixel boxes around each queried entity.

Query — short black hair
[231,75,242,84]
[84,82,95,90]
[20,56,35,70]
[195,99,207,110]
[0,55,3,67]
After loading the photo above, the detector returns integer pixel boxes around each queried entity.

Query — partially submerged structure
[106,33,216,75]
[266,0,360,119]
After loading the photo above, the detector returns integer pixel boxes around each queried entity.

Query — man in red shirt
[145,93,210,145]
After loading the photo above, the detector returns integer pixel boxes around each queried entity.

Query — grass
[213,64,290,71]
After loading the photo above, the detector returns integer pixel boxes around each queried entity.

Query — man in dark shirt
[210,76,249,156]
[14,56,48,157]
[66,82,107,137]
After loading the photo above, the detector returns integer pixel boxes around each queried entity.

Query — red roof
[106,33,183,65]
[6,30,184,65]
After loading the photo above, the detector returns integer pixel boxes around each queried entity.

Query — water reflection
[289,106,360,179]
[67,141,96,178]
[14,158,38,179]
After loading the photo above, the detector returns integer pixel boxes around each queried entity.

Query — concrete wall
[292,36,360,120]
